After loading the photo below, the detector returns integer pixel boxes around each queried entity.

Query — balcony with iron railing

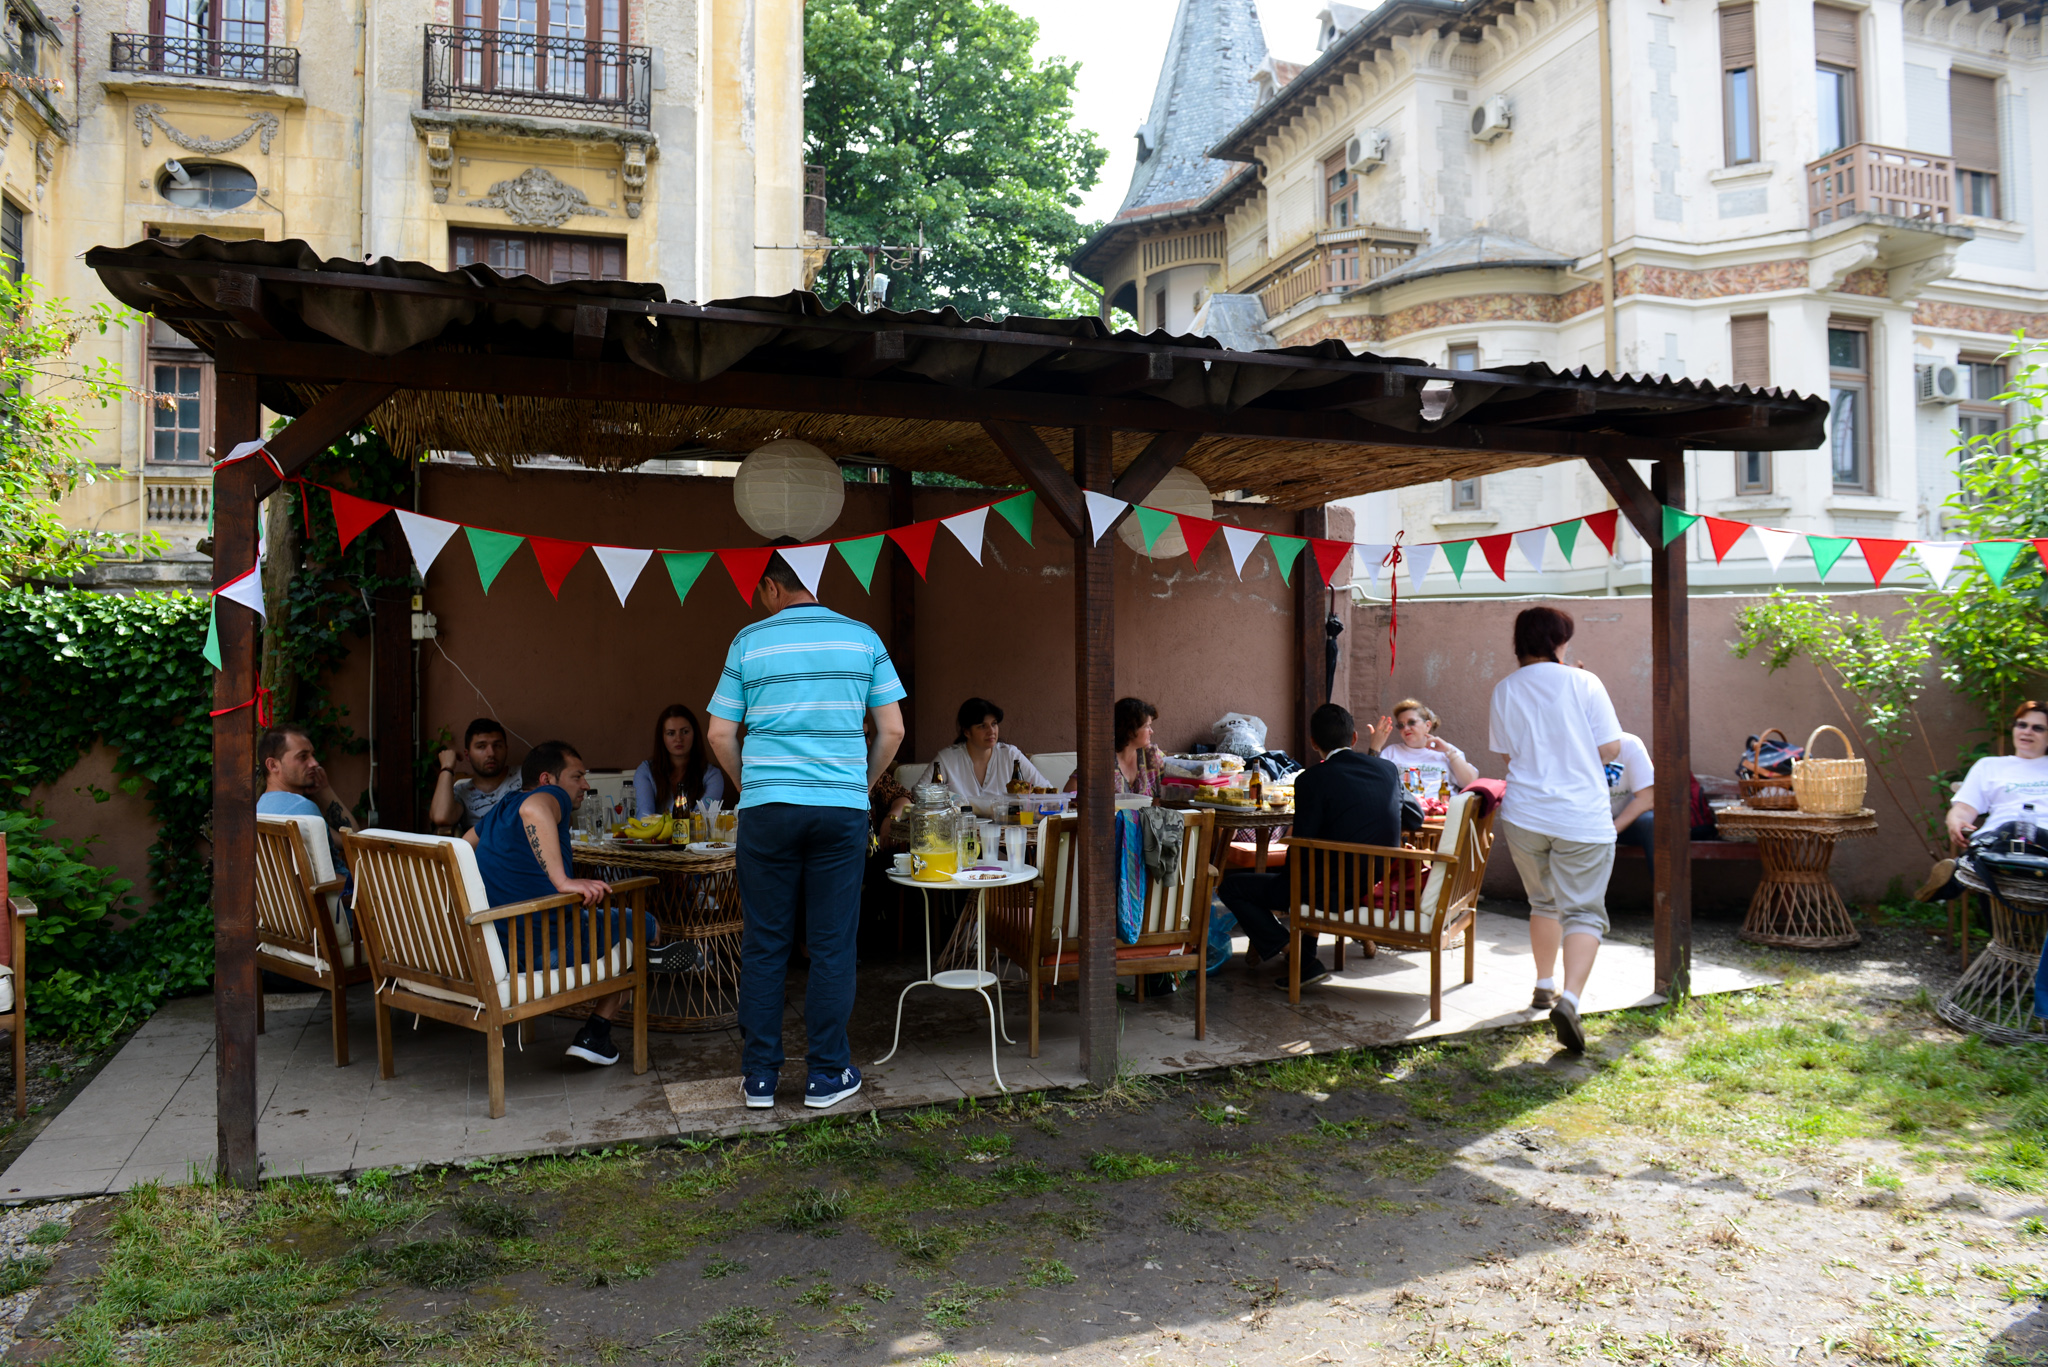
[1807,142,1953,228]
[422,24,651,129]
[1248,226,1428,320]
[110,31,300,85]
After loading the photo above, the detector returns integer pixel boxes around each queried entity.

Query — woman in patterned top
[1067,697,1165,799]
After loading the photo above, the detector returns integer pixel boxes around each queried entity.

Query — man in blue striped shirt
[708,554,906,1111]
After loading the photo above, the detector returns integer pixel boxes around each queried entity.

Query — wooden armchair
[255,815,372,1065]
[340,829,654,1118]
[1284,791,1492,1021]
[986,809,1216,1057]
[0,834,32,1119]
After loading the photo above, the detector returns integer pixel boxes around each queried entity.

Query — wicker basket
[1793,725,1867,815]
[1738,727,1799,810]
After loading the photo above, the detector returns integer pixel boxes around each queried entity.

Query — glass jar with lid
[907,782,961,881]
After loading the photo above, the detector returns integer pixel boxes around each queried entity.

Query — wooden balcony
[1250,227,1427,319]
[1808,143,1953,228]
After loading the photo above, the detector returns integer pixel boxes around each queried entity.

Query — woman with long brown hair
[633,703,730,818]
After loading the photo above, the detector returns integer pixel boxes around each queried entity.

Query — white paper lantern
[1117,466,1214,558]
[733,439,845,541]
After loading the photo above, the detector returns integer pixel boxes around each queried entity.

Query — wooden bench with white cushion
[255,814,370,1065]
[0,832,31,1119]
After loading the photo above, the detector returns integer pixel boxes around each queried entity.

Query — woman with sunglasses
[1377,699,1480,795]
[1946,700,2048,849]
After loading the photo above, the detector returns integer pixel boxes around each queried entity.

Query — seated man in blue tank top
[467,739,694,1066]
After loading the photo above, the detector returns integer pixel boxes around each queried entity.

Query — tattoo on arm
[326,801,352,831]
[525,821,547,868]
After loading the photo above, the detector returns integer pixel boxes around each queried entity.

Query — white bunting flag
[223,438,269,467]
[1352,544,1391,592]
[1911,541,1968,592]
[1406,542,1439,593]
[216,565,265,619]
[942,507,990,565]
[1221,524,1264,579]
[592,545,653,606]
[1514,527,1548,574]
[1751,525,1799,573]
[776,542,831,596]
[1082,491,1129,546]
[395,510,462,578]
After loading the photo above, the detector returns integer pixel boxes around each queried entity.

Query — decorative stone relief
[33,137,51,184]
[466,166,608,227]
[421,122,454,204]
[134,103,280,156]
[619,135,650,218]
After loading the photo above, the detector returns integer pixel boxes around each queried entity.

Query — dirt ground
[5,899,2045,1367]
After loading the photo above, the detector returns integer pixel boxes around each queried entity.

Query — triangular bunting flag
[201,599,221,669]
[1406,542,1438,592]
[216,565,265,619]
[1133,504,1177,552]
[328,487,392,553]
[1221,525,1263,579]
[1704,517,1750,564]
[592,545,653,606]
[1267,534,1307,585]
[663,551,713,605]
[1441,541,1473,582]
[778,543,831,596]
[1552,519,1581,563]
[1808,535,1852,581]
[1911,542,1967,592]
[1856,538,1911,587]
[528,536,588,599]
[1478,533,1513,581]
[2033,540,2048,579]
[1082,491,1129,546]
[1176,513,1219,567]
[466,527,525,594]
[887,520,941,578]
[1976,540,2026,588]
[836,535,886,591]
[992,492,1036,546]
[395,510,461,578]
[1513,528,1547,574]
[1352,545,1385,592]
[222,438,269,467]
[1752,526,1798,572]
[718,547,776,604]
[1585,509,1621,555]
[1661,506,1701,547]
[942,507,990,565]
[1311,537,1353,587]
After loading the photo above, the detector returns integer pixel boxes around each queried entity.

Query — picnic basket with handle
[1793,725,1867,815]
[1738,727,1799,810]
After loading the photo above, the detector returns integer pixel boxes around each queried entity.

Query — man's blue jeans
[735,802,869,1076]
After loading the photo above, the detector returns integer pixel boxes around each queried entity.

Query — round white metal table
[878,865,1037,1092]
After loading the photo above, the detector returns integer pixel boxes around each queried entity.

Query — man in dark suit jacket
[1218,703,1419,989]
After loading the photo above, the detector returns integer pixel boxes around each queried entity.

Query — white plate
[686,841,735,854]
[952,868,1009,883]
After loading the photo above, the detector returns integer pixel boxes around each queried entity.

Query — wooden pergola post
[1072,426,1118,1086]
[888,465,918,759]
[1295,506,1328,762]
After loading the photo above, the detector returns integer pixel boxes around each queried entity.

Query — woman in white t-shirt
[1377,699,1480,796]
[1487,606,1623,1055]
[1947,700,2048,847]
[1606,732,1657,854]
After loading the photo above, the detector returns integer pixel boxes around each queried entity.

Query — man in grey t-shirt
[429,717,515,835]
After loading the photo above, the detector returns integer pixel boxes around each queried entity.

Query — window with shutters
[1950,71,2000,219]
[1322,151,1361,289]
[0,197,22,284]
[1814,7,1859,155]
[1958,355,2008,491]
[1827,320,1872,492]
[451,229,626,282]
[1730,313,1771,492]
[1720,5,1760,166]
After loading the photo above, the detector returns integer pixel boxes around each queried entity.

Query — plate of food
[952,867,1010,883]
[687,841,736,854]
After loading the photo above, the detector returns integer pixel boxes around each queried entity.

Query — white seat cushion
[0,964,15,1014]
[272,812,354,955]
[258,939,358,974]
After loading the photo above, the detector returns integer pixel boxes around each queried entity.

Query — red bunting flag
[1310,537,1353,587]
[1176,513,1219,567]
[1584,509,1620,555]
[1478,533,1513,581]
[1857,538,1911,586]
[717,547,775,604]
[2034,539,2048,572]
[887,520,941,579]
[1704,517,1750,564]
[328,487,393,554]
[527,536,588,599]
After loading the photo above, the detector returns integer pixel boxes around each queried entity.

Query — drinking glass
[1002,826,1026,870]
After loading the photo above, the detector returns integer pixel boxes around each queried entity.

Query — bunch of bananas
[622,815,674,841]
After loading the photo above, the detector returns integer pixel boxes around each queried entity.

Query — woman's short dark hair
[1512,606,1575,662]
[954,697,1004,745]
[1114,697,1159,752]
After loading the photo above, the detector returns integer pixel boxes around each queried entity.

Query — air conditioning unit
[1470,94,1512,142]
[1917,362,1963,405]
[1347,128,1390,173]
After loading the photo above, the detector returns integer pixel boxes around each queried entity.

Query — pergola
[87,237,1827,1185]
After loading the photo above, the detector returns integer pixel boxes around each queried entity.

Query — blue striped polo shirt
[708,604,906,810]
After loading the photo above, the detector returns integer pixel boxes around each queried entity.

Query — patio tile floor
[0,911,1773,1201]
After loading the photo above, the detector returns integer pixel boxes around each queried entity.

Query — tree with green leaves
[804,0,1107,319]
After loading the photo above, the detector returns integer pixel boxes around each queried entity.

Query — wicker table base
[574,842,741,1031]
[1936,867,2048,1045]
[1715,806,1877,950]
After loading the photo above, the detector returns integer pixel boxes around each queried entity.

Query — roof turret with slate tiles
[1116,0,1271,221]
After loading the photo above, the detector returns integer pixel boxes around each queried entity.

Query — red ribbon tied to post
[1381,533,1403,673]
[209,684,274,728]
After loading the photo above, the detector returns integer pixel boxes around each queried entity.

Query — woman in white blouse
[921,697,1049,812]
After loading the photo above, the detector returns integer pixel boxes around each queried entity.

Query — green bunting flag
[1661,506,1701,547]
[1132,504,1177,552]
[662,551,713,605]
[201,600,221,669]
[1807,535,1852,581]
[835,535,885,592]
[1974,540,2026,588]
[1440,540,1473,582]
[1267,534,1307,585]
[1552,519,1581,562]
[466,527,524,593]
[992,493,1036,546]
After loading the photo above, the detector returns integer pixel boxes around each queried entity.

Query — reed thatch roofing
[88,236,1827,508]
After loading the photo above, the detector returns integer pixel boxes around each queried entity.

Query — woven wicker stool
[573,844,742,1031]
[1935,864,2048,1045]
[1715,805,1877,950]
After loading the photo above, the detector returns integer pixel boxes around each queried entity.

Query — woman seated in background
[921,697,1049,810]
[1605,730,1656,854]
[1066,696,1166,799]
[1376,699,1480,794]
[633,703,729,818]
